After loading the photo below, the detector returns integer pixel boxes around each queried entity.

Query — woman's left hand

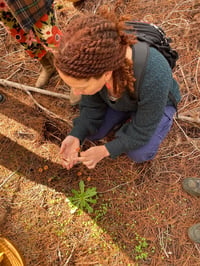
[78,145,110,169]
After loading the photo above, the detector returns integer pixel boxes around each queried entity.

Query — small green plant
[94,203,108,221]
[67,180,97,213]
[134,233,148,261]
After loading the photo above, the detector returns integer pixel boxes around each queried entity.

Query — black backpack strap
[133,41,178,113]
[133,41,149,100]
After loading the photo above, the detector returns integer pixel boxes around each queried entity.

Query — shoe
[0,237,25,265]
[35,52,56,88]
[69,90,81,106]
[188,223,200,243]
[0,94,5,103]
[182,178,200,197]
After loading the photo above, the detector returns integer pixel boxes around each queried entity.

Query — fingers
[77,156,96,169]
[60,141,80,170]
[84,161,96,169]
[62,155,96,169]
[60,141,68,155]
[61,154,79,170]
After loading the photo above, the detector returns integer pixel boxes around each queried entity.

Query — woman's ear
[104,71,113,82]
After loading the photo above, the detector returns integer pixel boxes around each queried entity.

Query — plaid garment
[5,0,54,32]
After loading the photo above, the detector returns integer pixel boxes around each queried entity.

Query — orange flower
[77,171,82,176]
[38,168,43,173]
[43,165,48,171]
[46,26,62,47]
[87,177,91,182]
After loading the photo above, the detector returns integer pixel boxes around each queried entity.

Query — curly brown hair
[55,7,137,97]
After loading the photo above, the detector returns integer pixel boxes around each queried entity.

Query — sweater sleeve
[105,48,173,158]
[69,93,107,143]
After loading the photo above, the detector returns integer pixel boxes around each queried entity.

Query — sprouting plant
[94,203,108,221]
[134,233,148,261]
[67,180,97,214]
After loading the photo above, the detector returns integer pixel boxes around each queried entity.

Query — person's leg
[32,4,62,51]
[33,4,80,103]
[127,105,176,163]
[0,2,60,88]
[88,107,131,141]
[0,2,47,60]
[32,4,62,87]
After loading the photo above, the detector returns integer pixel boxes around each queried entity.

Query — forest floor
[0,0,200,265]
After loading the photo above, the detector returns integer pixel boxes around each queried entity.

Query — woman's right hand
[60,135,80,170]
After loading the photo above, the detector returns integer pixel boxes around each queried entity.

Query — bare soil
[0,0,200,265]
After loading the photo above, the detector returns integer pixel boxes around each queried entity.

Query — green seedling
[67,180,97,214]
[134,233,148,261]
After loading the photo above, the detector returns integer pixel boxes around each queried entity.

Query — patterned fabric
[0,1,62,59]
[5,0,53,31]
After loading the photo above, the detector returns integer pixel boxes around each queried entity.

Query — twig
[174,118,191,141]
[178,99,199,113]
[98,166,146,194]
[158,228,169,258]
[174,118,200,152]
[0,78,70,100]
[57,245,62,262]
[6,63,23,80]
[179,64,190,93]
[24,90,72,127]
[178,114,200,124]
[195,57,200,94]
[0,169,19,189]
[63,244,76,266]
[194,243,200,254]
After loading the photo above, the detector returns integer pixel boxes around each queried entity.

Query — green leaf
[71,189,80,197]
[85,202,93,213]
[85,188,97,198]
[79,180,85,194]
[86,198,97,204]
[68,181,98,214]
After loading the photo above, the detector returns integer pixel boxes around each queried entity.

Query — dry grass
[0,0,200,265]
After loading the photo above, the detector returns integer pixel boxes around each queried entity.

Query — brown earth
[0,0,200,265]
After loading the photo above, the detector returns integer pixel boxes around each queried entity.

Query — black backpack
[126,21,179,109]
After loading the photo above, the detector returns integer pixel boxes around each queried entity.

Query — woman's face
[58,70,112,95]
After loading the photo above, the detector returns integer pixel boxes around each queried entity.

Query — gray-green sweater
[69,47,181,158]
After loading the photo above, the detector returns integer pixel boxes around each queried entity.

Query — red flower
[37,49,47,59]
[0,2,5,8]
[47,26,62,47]
[10,28,26,43]
[0,1,8,11]
[35,13,49,29]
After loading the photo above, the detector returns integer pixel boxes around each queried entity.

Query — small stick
[178,114,200,124]
[24,90,72,127]
[0,169,19,189]
[195,57,200,94]
[0,78,70,100]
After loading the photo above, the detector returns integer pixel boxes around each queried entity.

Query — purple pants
[88,106,176,163]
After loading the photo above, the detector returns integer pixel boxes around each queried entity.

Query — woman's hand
[78,145,110,169]
[60,135,80,170]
